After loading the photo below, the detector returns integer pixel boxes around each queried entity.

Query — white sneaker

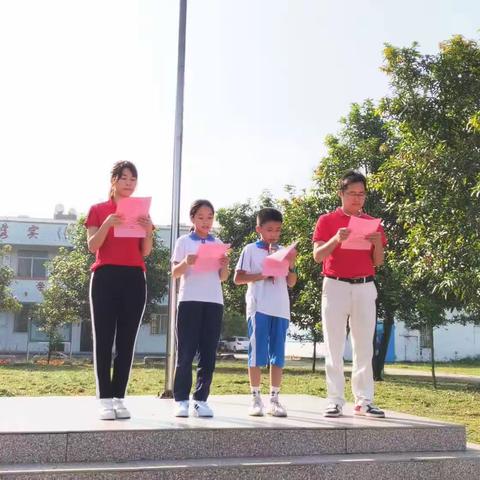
[248,394,264,416]
[354,403,385,418]
[113,398,131,419]
[193,400,214,417]
[99,398,115,421]
[323,403,343,418]
[174,400,190,417]
[267,396,287,417]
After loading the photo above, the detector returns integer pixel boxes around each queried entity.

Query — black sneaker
[354,403,385,418]
[323,403,343,417]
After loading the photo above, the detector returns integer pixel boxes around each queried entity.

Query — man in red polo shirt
[313,170,386,418]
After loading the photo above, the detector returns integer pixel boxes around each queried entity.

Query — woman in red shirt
[85,161,153,420]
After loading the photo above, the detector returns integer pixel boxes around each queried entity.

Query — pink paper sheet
[262,257,289,277]
[261,242,297,277]
[267,241,298,262]
[192,242,230,272]
[340,216,381,250]
[114,197,152,238]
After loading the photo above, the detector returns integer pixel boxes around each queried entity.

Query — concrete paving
[2,448,480,479]
[0,394,466,465]
[0,395,476,478]
[0,394,463,433]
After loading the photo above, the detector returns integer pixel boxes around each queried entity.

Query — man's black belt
[326,275,375,284]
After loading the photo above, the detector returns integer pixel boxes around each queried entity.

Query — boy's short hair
[339,170,367,191]
[257,208,283,226]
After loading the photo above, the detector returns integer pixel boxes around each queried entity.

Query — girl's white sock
[100,398,113,409]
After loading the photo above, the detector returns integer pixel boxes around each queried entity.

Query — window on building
[29,322,72,342]
[13,303,33,333]
[17,250,49,279]
[419,325,432,349]
[150,306,168,335]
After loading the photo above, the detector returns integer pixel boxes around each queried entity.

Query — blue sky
[0,0,478,224]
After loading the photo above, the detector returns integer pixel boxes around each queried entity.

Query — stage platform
[0,394,478,479]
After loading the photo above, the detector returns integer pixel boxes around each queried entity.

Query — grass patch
[1,359,479,443]
[388,361,480,377]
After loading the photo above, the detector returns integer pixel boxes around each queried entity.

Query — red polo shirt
[85,200,146,272]
[312,208,387,278]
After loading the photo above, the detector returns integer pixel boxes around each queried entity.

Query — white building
[340,319,480,363]
[2,213,478,362]
[393,321,480,362]
[0,213,189,356]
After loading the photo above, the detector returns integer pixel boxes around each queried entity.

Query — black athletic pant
[90,265,146,399]
[173,301,223,402]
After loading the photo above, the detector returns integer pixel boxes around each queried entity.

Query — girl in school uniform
[171,199,229,417]
[85,161,153,420]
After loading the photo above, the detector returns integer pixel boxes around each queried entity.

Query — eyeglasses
[344,192,367,198]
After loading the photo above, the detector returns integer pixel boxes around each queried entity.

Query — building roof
[0,217,73,247]
[0,216,191,248]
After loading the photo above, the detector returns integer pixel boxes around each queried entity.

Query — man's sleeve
[312,215,331,243]
[378,224,388,247]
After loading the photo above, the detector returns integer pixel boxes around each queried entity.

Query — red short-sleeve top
[312,208,387,278]
[85,199,146,272]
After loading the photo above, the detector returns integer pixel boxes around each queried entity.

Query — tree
[222,310,247,338]
[394,276,463,388]
[305,35,480,381]
[37,219,93,329]
[376,35,480,383]
[379,36,480,309]
[144,232,170,319]
[35,217,170,359]
[216,192,277,337]
[217,191,330,368]
[290,100,404,380]
[35,300,74,364]
[0,245,21,313]
[280,189,327,372]
[216,35,480,386]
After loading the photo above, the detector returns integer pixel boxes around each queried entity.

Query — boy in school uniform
[234,208,297,417]
[312,170,387,418]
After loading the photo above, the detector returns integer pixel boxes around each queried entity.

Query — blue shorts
[247,312,289,368]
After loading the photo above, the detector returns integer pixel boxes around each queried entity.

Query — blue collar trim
[189,231,215,243]
[256,240,278,251]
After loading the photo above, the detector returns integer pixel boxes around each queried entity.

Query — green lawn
[1,359,479,444]
[387,361,480,377]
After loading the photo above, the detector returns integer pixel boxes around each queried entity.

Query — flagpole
[161,0,187,398]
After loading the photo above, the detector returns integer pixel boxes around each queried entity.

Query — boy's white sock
[270,386,280,399]
[251,387,261,396]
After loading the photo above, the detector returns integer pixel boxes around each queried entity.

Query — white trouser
[321,276,377,407]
